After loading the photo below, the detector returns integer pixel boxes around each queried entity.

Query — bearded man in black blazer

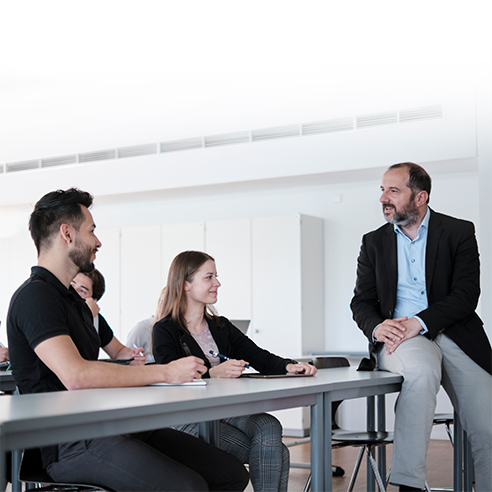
[351,163,491,492]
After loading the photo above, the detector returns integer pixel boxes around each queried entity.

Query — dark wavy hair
[389,162,431,204]
[81,269,105,301]
[29,188,93,254]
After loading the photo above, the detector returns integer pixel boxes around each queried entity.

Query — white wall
[0,162,480,355]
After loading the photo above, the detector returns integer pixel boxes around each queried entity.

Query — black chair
[18,448,112,491]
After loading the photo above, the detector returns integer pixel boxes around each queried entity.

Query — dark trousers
[47,428,249,491]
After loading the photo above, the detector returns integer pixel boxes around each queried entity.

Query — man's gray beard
[387,211,419,227]
[383,203,419,227]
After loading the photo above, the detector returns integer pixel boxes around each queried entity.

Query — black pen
[209,350,250,369]
[182,342,192,356]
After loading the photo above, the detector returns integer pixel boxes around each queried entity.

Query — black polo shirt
[7,266,114,395]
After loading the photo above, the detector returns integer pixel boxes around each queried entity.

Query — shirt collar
[31,265,82,301]
[394,207,430,239]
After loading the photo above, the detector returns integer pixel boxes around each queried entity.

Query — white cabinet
[251,214,324,358]
[251,214,324,436]
[161,222,205,285]
[205,218,252,320]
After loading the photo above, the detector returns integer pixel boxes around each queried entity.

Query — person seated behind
[7,188,249,491]
[71,269,144,362]
[0,344,8,363]
[126,287,167,363]
[152,250,317,492]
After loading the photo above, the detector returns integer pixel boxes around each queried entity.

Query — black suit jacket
[152,315,293,377]
[351,208,491,374]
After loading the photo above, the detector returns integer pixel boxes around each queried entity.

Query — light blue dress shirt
[393,207,430,333]
[373,208,430,341]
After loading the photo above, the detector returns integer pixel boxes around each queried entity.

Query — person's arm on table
[35,335,206,389]
[103,336,146,362]
[286,362,317,375]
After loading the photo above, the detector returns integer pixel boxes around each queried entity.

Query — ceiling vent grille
[204,131,250,148]
[356,111,398,129]
[160,138,203,153]
[302,117,354,136]
[79,149,116,163]
[1,103,444,174]
[117,143,157,158]
[41,155,77,168]
[6,160,40,173]
[399,104,443,123]
[252,124,300,142]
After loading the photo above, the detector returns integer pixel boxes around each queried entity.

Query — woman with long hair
[152,251,317,492]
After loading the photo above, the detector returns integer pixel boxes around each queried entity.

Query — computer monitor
[230,319,251,334]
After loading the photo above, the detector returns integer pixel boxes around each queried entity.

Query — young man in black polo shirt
[7,188,249,492]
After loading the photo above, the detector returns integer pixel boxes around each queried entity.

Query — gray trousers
[175,413,289,492]
[378,333,492,491]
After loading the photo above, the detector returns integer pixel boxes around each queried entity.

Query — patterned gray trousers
[175,412,289,492]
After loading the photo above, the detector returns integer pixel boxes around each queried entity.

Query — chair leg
[366,447,386,491]
[445,422,454,447]
[347,447,366,492]
[302,473,312,492]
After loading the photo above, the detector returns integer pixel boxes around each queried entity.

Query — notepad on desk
[240,373,314,378]
[151,379,207,386]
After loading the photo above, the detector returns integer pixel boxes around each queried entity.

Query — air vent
[356,111,398,129]
[79,149,116,163]
[160,138,203,153]
[41,155,77,168]
[6,160,40,173]
[399,105,443,123]
[117,143,157,158]
[252,125,300,142]
[302,118,354,136]
[204,131,250,148]
[0,103,445,173]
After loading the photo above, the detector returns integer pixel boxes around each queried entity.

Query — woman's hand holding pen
[286,362,318,375]
[210,359,250,379]
[130,346,147,362]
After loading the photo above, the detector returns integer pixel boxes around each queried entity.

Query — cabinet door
[161,222,205,285]
[0,238,10,335]
[120,225,162,341]
[205,219,251,321]
[251,215,302,358]
[94,228,121,337]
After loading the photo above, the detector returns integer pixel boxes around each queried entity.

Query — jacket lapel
[383,224,398,311]
[426,209,443,294]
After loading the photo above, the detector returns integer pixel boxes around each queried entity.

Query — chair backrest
[311,357,350,429]
[19,448,54,483]
[312,356,350,370]
[19,448,112,491]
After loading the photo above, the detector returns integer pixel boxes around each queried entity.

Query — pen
[209,350,250,369]
[182,342,192,356]
[132,344,145,357]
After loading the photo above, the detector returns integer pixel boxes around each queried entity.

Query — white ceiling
[0,0,490,163]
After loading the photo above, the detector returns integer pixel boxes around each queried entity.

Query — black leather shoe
[399,485,422,492]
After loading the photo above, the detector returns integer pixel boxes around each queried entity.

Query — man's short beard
[69,238,95,273]
[383,195,419,227]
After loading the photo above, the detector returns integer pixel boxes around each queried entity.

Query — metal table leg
[310,392,326,492]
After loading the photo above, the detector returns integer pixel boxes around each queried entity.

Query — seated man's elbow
[61,367,94,391]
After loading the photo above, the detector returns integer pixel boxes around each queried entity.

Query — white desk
[0,367,402,492]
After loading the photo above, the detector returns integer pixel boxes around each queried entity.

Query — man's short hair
[29,188,93,254]
[81,269,106,301]
[389,162,432,203]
